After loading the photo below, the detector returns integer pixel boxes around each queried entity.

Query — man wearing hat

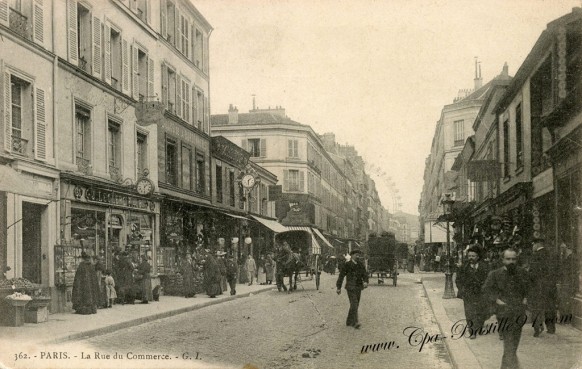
[336,249,368,329]
[528,237,559,337]
[216,251,228,293]
[72,251,100,314]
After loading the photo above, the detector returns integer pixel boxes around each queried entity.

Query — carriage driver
[336,249,368,329]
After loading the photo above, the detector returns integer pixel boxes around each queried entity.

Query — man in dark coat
[336,249,368,329]
[181,254,196,298]
[456,246,490,339]
[225,254,238,295]
[72,252,100,315]
[136,255,153,304]
[116,252,135,305]
[528,238,558,336]
[204,251,222,298]
[483,249,529,369]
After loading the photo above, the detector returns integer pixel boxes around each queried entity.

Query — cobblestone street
[85,273,452,369]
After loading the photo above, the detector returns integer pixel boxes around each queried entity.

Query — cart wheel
[393,273,397,286]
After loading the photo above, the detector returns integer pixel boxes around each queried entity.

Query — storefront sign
[73,185,155,212]
[211,136,249,168]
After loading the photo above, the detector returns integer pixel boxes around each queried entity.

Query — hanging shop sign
[72,185,156,212]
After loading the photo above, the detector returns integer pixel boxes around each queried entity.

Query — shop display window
[70,208,106,259]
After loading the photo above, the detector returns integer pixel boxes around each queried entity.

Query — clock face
[136,179,154,195]
[242,174,255,188]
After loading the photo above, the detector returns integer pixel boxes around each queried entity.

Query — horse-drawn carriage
[367,232,399,286]
[274,228,324,291]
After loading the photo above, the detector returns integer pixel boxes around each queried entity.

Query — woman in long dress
[181,254,196,298]
[137,255,153,303]
[204,252,222,298]
[264,254,275,284]
[72,252,100,314]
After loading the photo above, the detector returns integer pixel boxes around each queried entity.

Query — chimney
[502,62,509,77]
[474,57,483,90]
[228,104,239,124]
[321,132,336,150]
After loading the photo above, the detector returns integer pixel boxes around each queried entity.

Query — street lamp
[441,193,456,299]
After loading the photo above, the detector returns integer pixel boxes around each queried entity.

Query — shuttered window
[285,170,304,192]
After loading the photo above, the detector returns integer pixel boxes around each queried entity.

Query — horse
[275,250,303,293]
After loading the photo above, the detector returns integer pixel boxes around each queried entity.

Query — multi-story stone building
[0,0,212,312]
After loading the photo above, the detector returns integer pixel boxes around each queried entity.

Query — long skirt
[141,276,153,301]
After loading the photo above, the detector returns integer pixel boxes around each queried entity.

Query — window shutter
[191,86,197,125]
[67,0,78,64]
[132,44,138,98]
[2,70,12,152]
[287,139,292,158]
[33,0,44,44]
[104,23,111,84]
[160,0,167,39]
[175,74,182,118]
[203,34,209,74]
[34,87,47,161]
[0,0,7,27]
[92,17,102,78]
[122,38,129,93]
[241,139,247,152]
[190,26,196,63]
[147,57,154,98]
[260,138,266,157]
[283,170,289,192]
[174,8,181,49]
[161,64,168,106]
[299,171,304,192]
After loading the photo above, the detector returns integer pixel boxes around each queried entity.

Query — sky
[194,0,579,215]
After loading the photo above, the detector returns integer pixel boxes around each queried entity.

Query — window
[136,132,147,177]
[110,28,122,90]
[181,145,192,190]
[137,48,147,100]
[229,169,235,207]
[454,120,464,146]
[285,169,304,192]
[216,161,223,203]
[164,1,175,43]
[245,138,266,158]
[76,3,91,72]
[136,0,148,22]
[515,103,523,169]
[195,89,204,129]
[10,76,29,154]
[75,106,91,163]
[288,139,299,158]
[194,29,203,68]
[162,65,177,114]
[166,138,178,186]
[108,121,121,173]
[503,119,510,178]
[195,153,205,194]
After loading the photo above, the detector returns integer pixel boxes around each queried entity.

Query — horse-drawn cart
[274,228,324,291]
[367,232,399,286]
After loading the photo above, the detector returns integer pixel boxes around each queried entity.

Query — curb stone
[49,286,276,344]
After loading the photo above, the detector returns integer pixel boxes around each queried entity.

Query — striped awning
[312,228,334,249]
[285,226,313,233]
[282,226,321,255]
[220,212,248,220]
[250,215,288,233]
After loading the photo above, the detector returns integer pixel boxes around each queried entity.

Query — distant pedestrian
[181,254,197,298]
[483,249,529,369]
[136,254,153,304]
[455,246,490,339]
[72,251,100,315]
[264,254,275,284]
[336,249,368,329]
[217,251,228,293]
[104,270,116,308]
[245,254,257,286]
[225,254,238,295]
[528,238,558,337]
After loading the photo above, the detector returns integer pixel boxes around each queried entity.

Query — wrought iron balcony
[11,136,28,155]
[109,165,122,183]
[9,8,31,40]
[111,77,119,91]
[79,57,88,72]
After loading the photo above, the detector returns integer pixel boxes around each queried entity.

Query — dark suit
[336,259,368,326]
[456,262,490,333]
[483,266,529,369]
[528,247,558,334]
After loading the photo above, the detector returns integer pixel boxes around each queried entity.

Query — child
[104,270,117,308]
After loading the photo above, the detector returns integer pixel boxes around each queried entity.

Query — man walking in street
[483,248,529,369]
[456,246,490,339]
[528,237,558,337]
[336,249,368,329]
[245,254,257,286]
[225,254,238,296]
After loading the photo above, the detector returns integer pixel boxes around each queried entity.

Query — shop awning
[220,212,248,220]
[250,215,288,233]
[312,228,334,249]
[285,226,314,233]
[311,234,321,255]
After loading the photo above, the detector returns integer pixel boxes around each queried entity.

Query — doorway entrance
[22,202,44,284]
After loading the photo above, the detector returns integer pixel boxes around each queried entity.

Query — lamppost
[441,193,456,299]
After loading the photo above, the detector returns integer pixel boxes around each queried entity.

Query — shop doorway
[22,202,44,284]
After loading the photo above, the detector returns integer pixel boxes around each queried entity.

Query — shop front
[57,175,160,312]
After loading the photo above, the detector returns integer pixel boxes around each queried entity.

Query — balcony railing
[76,157,93,175]
[9,8,31,40]
[10,136,28,155]
[111,77,119,91]
[79,57,88,72]
[109,165,122,183]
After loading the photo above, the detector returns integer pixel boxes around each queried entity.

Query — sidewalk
[0,282,275,346]
[420,272,582,369]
